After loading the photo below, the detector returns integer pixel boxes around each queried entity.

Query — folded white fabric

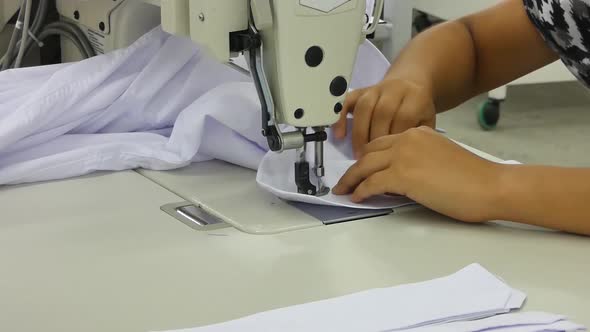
[256,156,415,209]
[0,27,260,184]
[157,264,527,332]
[408,312,585,332]
[256,132,416,209]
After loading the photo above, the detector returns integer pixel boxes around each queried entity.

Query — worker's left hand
[333,127,502,223]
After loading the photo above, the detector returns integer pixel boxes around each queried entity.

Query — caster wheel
[478,99,501,130]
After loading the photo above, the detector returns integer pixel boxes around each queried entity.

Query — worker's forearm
[383,0,558,113]
[385,21,479,112]
[492,165,590,235]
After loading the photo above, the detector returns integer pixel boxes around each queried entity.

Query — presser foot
[295,161,317,196]
[294,164,331,197]
[295,162,332,197]
[316,183,330,197]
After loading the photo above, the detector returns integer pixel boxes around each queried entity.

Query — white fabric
[409,312,585,332]
[0,26,403,209]
[257,154,415,209]
[256,128,415,209]
[0,28,261,184]
[156,264,528,332]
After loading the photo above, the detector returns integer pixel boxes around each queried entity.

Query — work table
[0,165,588,332]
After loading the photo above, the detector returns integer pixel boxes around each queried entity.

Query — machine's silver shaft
[314,128,330,196]
[294,128,329,196]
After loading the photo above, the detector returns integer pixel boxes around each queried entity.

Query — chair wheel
[478,99,501,130]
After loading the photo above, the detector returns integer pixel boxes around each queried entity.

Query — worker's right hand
[332,78,436,159]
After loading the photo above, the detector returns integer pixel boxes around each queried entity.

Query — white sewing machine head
[162,0,383,196]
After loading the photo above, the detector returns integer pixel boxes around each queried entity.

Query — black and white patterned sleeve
[523,0,590,86]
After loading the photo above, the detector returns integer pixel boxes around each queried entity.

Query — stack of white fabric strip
[410,312,585,332]
[157,264,584,332]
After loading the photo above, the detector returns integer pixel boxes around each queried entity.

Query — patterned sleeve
[522,0,590,85]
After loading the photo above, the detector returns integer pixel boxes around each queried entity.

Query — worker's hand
[332,127,502,223]
[332,78,436,158]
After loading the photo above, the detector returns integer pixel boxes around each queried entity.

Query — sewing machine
[13,0,381,196]
[160,0,383,196]
[1,1,590,331]
[2,0,383,197]
[43,0,398,230]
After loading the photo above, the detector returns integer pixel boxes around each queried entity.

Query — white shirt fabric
[0,28,257,184]
[0,27,408,208]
